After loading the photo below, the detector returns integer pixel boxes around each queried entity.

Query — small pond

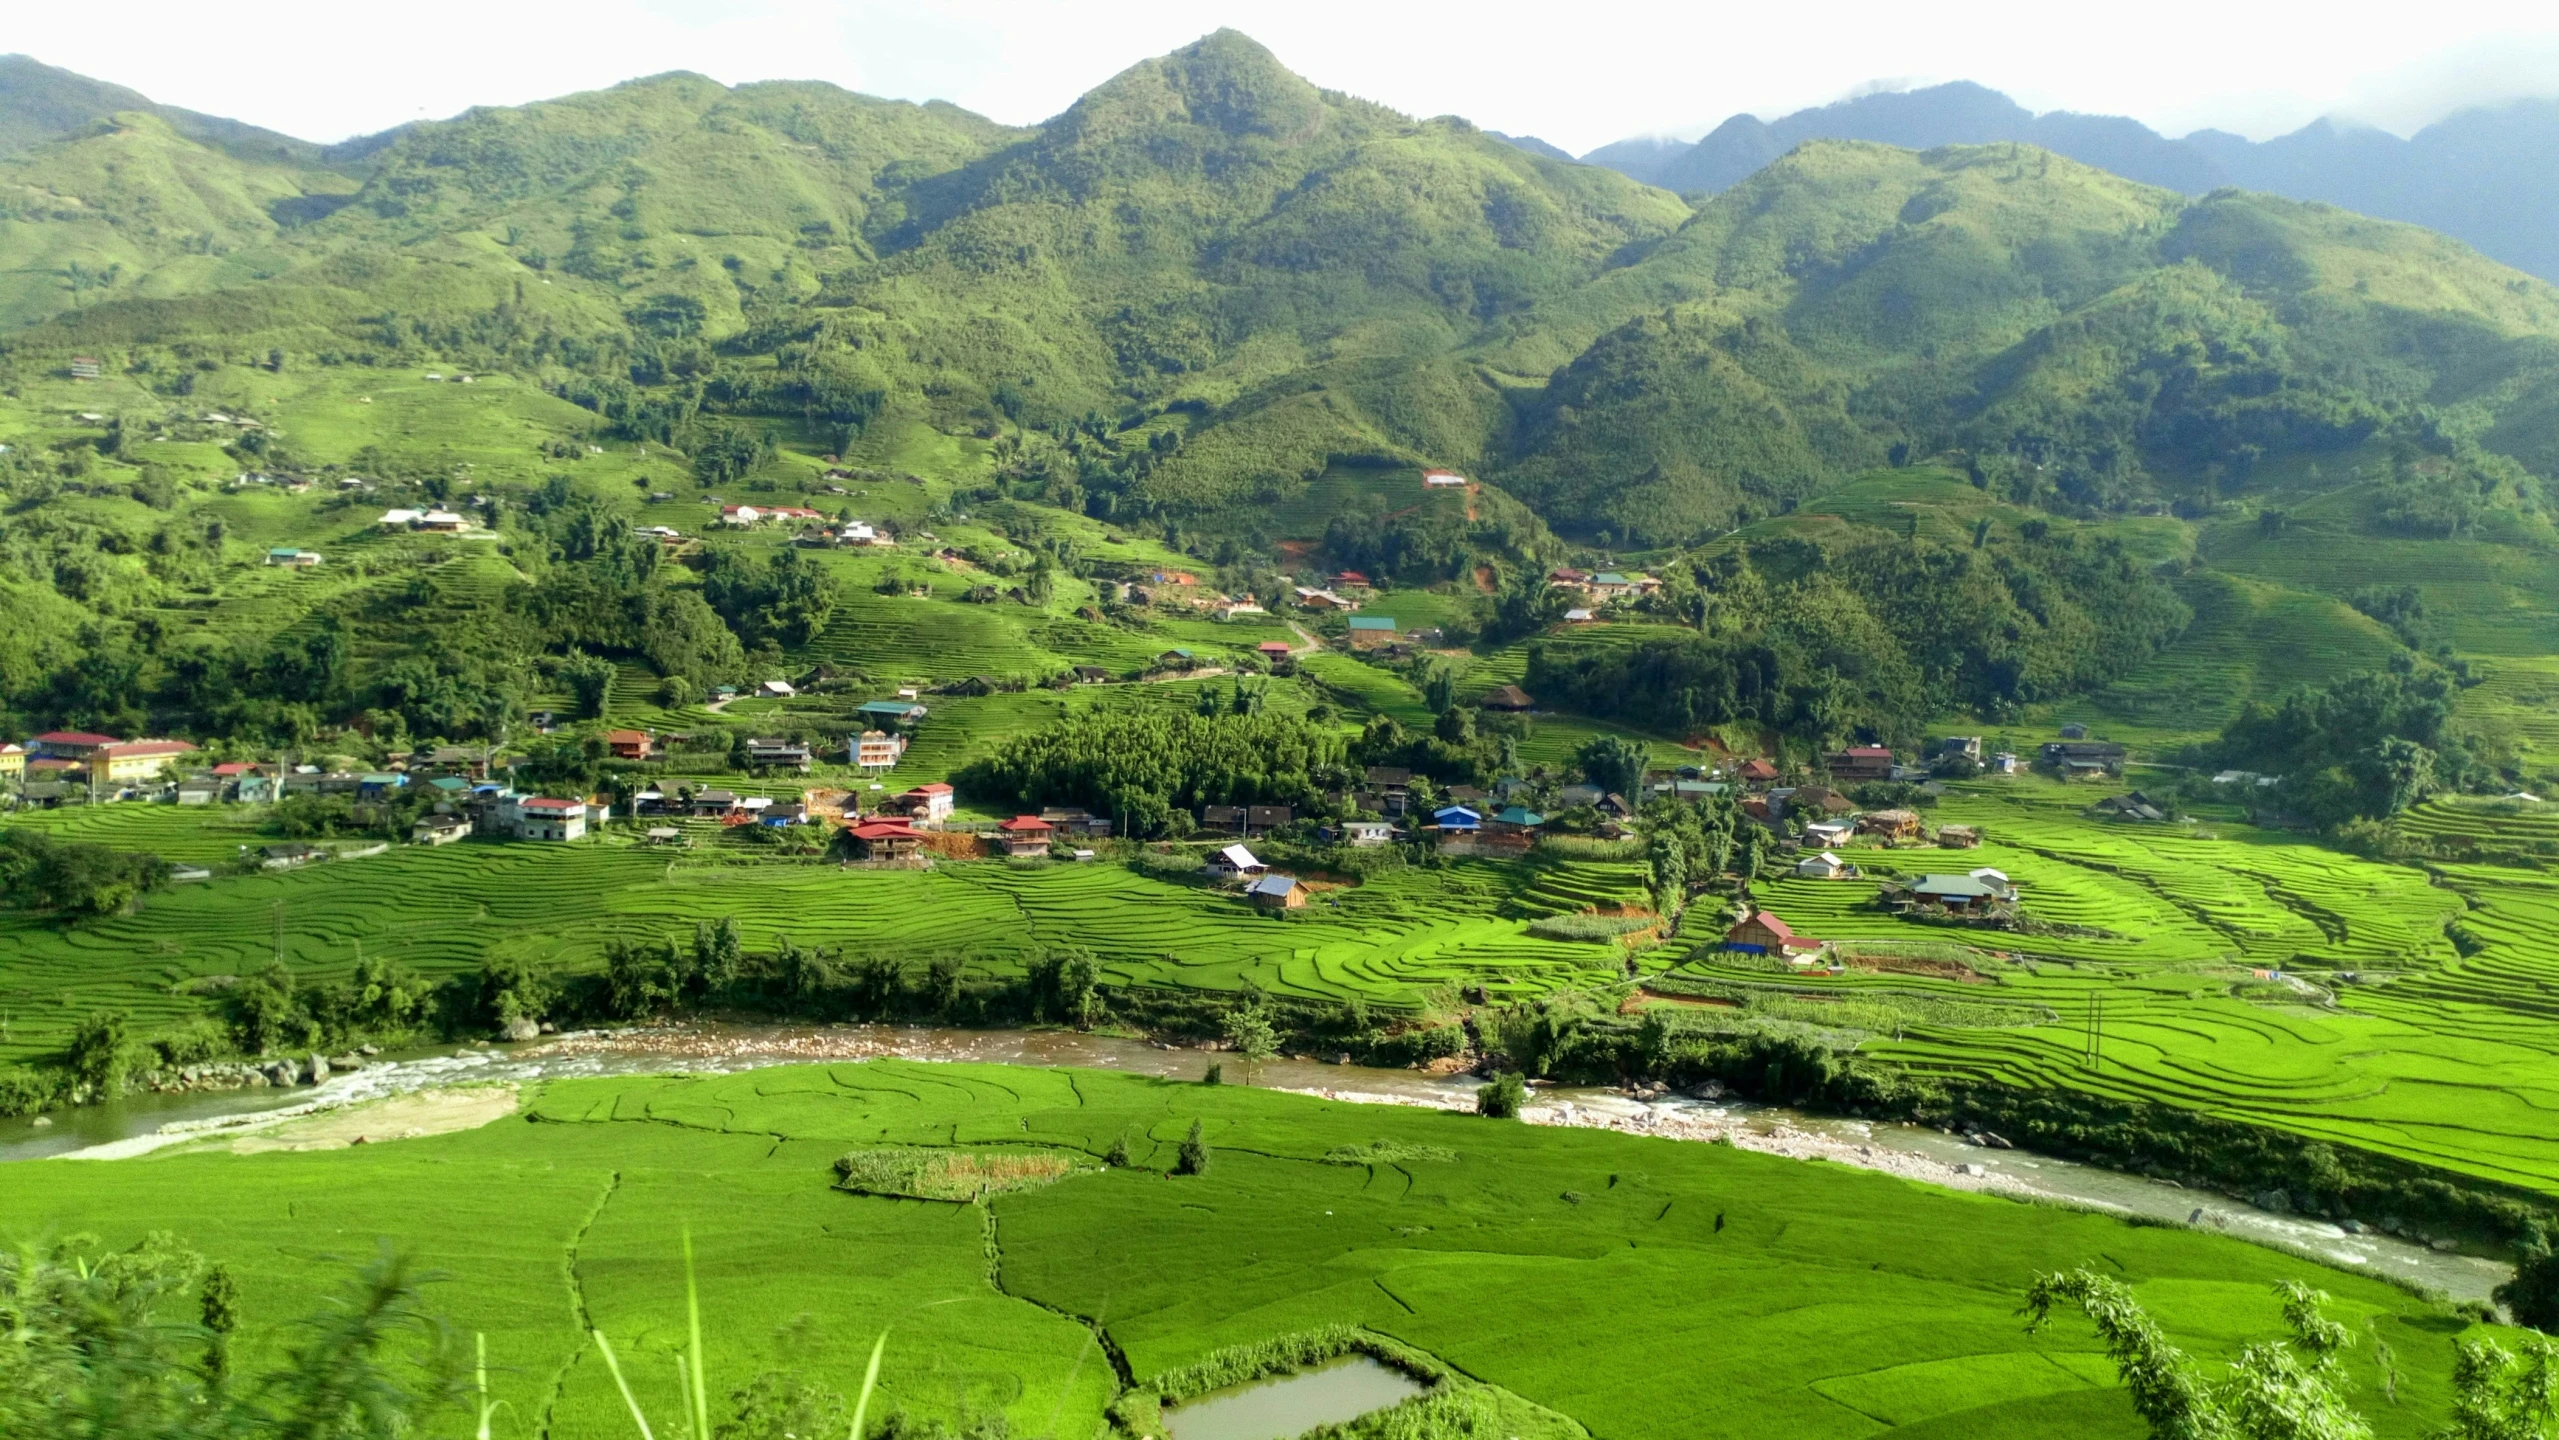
[1163,1356,1428,1440]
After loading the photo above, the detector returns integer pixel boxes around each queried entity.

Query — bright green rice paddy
[0,1061,2498,1439]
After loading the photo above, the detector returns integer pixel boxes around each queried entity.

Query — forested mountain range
[7,31,2559,548]
[1,31,2556,770]
[1580,80,2559,286]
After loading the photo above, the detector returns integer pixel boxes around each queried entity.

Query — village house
[1038,808,1115,839]
[1338,819,1396,847]
[90,738,200,785]
[1247,873,1306,909]
[1557,783,1602,810]
[605,729,655,761]
[1795,850,1860,880]
[1789,785,1854,817]
[2060,723,2090,740]
[379,509,423,529]
[746,738,813,770]
[1487,805,1545,837]
[1990,752,2021,775]
[1907,874,2001,911]
[1547,567,1590,591]
[853,730,907,771]
[1293,586,1358,611]
[262,843,321,870]
[1825,746,1897,784]
[2093,792,2170,822]
[1362,766,1415,817]
[995,816,1054,856]
[1724,909,1820,957]
[1735,758,1779,784]
[1562,607,1597,624]
[646,827,686,846]
[1072,665,1114,684]
[1157,647,1197,668]
[2043,740,2129,777]
[1257,641,1294,665]
[174,775,221,805]
[1332,571,1371,591]
[691,789,743,818]
[1935,736,1984,761]
[1480,684,1535,712]
[857,700,930,726]
[1421,469,1470,488]
[507,796,588,841]
[416,511,468,533]
[846,818,926,860]
[265,547,323,567]
[413,814,470,846]
[1858,808,1923,842]
[1216,600,1267,621]
[1432,804,1482,837]
[1204,842,1265,878]
[0,742,23,782]
[894,782,955,822]
[1346,616,1399,650]
[1938,824,1983,848]
[761,679,797,698]
[1803,820,1858,849]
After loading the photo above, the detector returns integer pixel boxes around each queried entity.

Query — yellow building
[99,739,198,782]
[0,743,22,781]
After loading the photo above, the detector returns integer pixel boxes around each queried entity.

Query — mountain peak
[1054,29,1329,143]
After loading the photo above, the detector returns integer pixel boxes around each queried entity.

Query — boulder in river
[501,1015,541,1043]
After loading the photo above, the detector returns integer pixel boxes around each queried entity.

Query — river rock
[358,1044,381,1056]
[501,1015,540,1043]
[1980,1132,2014,1150]
[2341,1219,2364,1235]
[1953,1162,1985,1177]
[28,1115,49,1127]
[2432,1238,2462,1253]
[307,1053,330,1084]
[263,1061,297,1087]
[2252,1189,2291,1214]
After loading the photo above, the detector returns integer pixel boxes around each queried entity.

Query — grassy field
[0,1060,2498,1439]
[0,804,1665,1062]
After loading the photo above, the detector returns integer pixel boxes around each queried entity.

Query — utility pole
[2083,994,2104,1071]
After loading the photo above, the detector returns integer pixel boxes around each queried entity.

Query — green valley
[10,28,2559,1440]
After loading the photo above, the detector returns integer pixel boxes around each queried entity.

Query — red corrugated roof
[521,797,583,811]
[1738,909,1798,940]
[998,815,1052,831]
[902,783,953,796]
[1844,746,1893,759]
[849,820,921,839]
[33,730,119,746]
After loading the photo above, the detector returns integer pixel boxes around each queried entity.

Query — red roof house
[995,815,1054,856]
[1735,758,1779,783]
[847,818,925,859]
[1724,909,1819,956]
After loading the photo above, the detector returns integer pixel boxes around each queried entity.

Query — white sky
[13,0,2559,155]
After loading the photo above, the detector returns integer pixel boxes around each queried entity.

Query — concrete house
[509,796,588,841]
[607,730,655,761]
[1432,804,1482,834]
[847,819,926,860]
[746,738,813,770]
[853,730,907,770]
[895,783,955,822]
[1908,874,2001,911]
[996,816,1054,856]
[1340,819,1395,847]
[413,814,470,846]
[1825,747,1896,784]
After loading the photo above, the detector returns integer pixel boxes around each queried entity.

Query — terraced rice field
[0,820,1633,1061]
[0,1061,2484,1440]
[1655,778,2559,1191]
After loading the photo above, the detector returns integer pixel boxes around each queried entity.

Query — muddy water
[1164,1356,1426,1440]
[0,1021,2508,1301]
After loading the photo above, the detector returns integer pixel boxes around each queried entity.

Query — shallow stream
[0,1021,2509,1302]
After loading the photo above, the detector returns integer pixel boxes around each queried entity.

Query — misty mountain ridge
[1584,80,2559,283]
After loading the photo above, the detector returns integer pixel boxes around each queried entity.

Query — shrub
[1477,1071,1526,1118]
[1176,1120,1209,1175]
[66,1010,132,1095]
